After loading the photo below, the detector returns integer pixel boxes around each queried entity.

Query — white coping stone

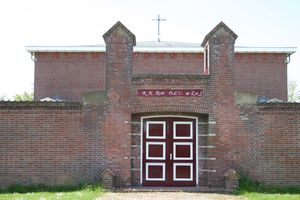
[198,169,216,172]
[131,168,141,171]
[131,122,141,124]
[131,145,140,147]
[198,134,216,136]
[130,157,141,159]
[198,146,214,148]
[199,158,216,160]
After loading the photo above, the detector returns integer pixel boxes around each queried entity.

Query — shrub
[234,168,300,195]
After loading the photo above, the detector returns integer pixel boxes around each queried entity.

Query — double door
[142,117,196,186]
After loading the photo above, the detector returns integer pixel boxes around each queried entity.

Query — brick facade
[0,21,299,189]
[34,53,287,102]
[34,52,106,101]
[132,53,203,75]
[235,53,287,101]
[34,52,287,102]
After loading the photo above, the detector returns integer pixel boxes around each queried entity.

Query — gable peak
[103,21,136,46]
[201,21,238,47]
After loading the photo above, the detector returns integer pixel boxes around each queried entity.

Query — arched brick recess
[131,104,210,114]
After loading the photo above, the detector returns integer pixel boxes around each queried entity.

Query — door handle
[170,153,172,160]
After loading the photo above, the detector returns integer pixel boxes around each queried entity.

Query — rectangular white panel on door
[173,142,193,160]
[173,122,193,139]
[146,163,165,181]
[173,163,193,181]
[146,142,166,160]
[146,121,166,139]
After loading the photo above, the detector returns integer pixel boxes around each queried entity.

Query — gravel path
[97,192,248,200]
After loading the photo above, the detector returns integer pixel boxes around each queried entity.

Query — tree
[288,79,300,102]
[0,93,10,101]
[13,91,34,101]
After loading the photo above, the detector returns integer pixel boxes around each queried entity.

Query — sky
[0,0,299,99]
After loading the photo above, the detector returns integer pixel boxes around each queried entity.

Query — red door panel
[170,117,196,187]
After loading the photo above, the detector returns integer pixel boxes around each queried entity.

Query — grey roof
[72,41,200,47]
[136,41,201,47]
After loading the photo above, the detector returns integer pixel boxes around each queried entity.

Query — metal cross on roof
[152,15,166,42]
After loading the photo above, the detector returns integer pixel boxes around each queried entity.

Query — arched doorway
[141,116,198,186]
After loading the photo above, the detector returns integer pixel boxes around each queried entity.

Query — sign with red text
[138,90,203,97]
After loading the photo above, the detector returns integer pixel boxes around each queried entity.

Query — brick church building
[0,21,299,189]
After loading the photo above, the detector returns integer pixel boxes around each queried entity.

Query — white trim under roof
[25,42,296,54]
[235,47,296,54]
[26,46,106,53]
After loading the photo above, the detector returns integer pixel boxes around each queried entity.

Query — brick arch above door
[131,104,210,114]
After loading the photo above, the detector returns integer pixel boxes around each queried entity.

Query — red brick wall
[34,52,287,102]
[255,105,300,186]
[0,102,105,189]
[34,52,106,101]
[132,53,204,74]
[34,52,204,101]
[233,104,300,186]
[235,53,287,101]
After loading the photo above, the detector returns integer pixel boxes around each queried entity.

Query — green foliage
[1,183,104,194]
[234,168,300,196]
[288,78,300,102]
[13,91,34,101]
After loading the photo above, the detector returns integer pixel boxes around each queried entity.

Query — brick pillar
[201,22,240,188]
[224,169,240,191]
[101,169,116,189]
[102,21,136,186]
[201,21,237,104]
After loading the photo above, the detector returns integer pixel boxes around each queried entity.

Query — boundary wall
[1,100,299,189]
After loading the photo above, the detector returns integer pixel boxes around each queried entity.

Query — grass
[1,175,300,200]
[234,168,300,200]
[0,183,109,200]
[238,191,300,200]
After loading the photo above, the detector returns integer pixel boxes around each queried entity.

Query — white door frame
[140,115,198,186]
